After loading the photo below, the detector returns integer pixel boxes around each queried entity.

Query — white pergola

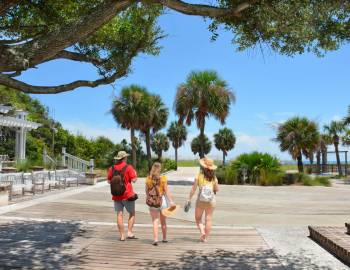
[0,105,41,160]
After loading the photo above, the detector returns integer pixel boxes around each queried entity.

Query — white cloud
[237,133,259,147]
[332,115,342,121]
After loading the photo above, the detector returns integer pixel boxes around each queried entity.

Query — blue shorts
[114,200,135,214]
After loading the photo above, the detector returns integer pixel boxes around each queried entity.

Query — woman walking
[186,157,219,242]
[146,162,175,246]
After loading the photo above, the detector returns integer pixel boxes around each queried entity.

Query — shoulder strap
[121,165,128,174]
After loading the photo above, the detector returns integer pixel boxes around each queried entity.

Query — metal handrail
[61,147,94,173]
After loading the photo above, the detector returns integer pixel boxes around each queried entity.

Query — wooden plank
[309,226,350,266]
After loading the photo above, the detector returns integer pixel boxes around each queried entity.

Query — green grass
[177,160,199,167]
[177,159,222,167]
[302,175,331,187]
[281,164,298,171]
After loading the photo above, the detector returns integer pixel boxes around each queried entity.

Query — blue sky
[20,11,350,161]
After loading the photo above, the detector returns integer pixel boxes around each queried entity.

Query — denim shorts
[114,200,135,214]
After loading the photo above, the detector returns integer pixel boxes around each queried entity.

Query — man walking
[107,151,138,241]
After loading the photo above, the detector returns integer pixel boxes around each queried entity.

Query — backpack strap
[112,165,128,176]
[120,165,128,178]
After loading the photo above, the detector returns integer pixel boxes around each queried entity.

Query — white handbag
[199,185,215,202]
[161,195,169,209]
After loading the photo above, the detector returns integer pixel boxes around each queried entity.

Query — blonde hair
[149,162,162,185]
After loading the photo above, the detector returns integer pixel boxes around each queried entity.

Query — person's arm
[188,177,198,202]
[214,178,219,194]
[107,167,112,183]
[128,166,137,183]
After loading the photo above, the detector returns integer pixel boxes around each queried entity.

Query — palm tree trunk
[223,151,225,165]
[158,151,162,161]
[175,147,178,171]
[297,154,304,173]
[130,128,136,168]
[199,121,205,158]
[145,130,152,171]
[322,147,328,173]
[316,150,321,174]
[309,152,314,165]
[334,140,343,176]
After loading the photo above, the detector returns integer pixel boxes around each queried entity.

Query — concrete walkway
[0,167,349,269]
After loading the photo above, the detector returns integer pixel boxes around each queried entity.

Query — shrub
[232,152,281,184]
[216,165,239,185]
[259,170,284,186]
[302,175,331,187]
[162,158,176,172]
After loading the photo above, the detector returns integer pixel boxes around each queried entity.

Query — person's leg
[124,201,136,238]
[114,201,125,240]
[160,212,167,242]
[150,209,160,244]
[204,206,215,241]
[195,205,205,241]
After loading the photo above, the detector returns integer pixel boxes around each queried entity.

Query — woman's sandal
[126,235,138,240]
[152,241,158,246]
[162,240,168,243]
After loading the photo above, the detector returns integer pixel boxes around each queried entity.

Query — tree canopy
[1,1,350,94]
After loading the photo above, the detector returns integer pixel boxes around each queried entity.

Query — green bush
[259,170,284,186]
[302,175,331,187]
[15,159,44,172]
[232,152,281,184]
[216,165,238,185]
[162,158,176,172]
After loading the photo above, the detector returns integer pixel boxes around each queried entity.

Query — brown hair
[201,167,215,181]
[149,162,162,185]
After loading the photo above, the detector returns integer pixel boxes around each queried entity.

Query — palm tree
[344,105,350,126]
[324,121,346,176]
[214,128,236,165]
[139,93,168,170]
[275,117,319,173]
[174,70,235,158]
[316,134,331,174]
[342,129,350,146]
[191,135,211,157]
[167,122,187,170]
[151,132,169,161]
[111,85,146,168]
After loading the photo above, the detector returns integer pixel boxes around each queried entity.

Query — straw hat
[114,151,130,160]
[161,205,180,217]
[199,157,217,170]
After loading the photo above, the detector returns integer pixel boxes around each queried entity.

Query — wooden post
[62,147,66,167]
[345,151,348,176]
[90,159,94,173]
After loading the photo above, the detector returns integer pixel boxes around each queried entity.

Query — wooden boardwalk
[0,219,283,269]
[68,227,284,270]
[3,175,349,269]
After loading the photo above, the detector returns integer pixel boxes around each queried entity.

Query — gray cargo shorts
[114,200,135,214]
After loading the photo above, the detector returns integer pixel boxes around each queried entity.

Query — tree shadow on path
[0,220,87,269]
[135,249,334,270]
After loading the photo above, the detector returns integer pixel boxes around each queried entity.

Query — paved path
[0,167,349,269]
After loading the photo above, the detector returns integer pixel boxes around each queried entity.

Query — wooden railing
[61,147,94,173]
[43,148,56,168]
[304,164,349,175]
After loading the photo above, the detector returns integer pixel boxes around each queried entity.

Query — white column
[15,110,28,161]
